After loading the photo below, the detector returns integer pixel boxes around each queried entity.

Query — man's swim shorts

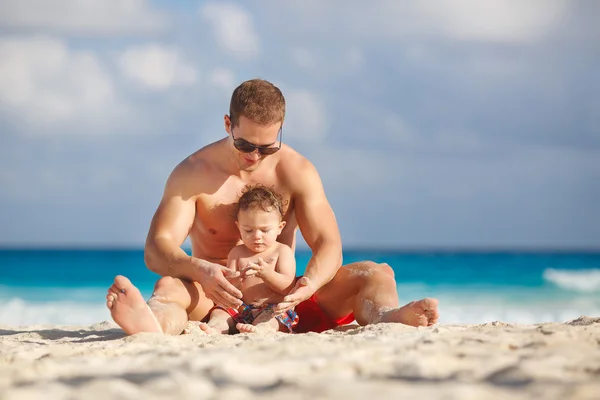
[294,295,355,333]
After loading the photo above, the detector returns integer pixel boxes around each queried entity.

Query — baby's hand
[242,257,276,279]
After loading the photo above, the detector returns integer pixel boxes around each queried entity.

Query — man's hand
[273,276,316,314]
[192,259,243,309]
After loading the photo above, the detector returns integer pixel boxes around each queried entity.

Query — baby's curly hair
[234,184,286,219]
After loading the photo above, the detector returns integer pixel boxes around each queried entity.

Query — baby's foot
[198,322,226,335]
[236,317,279,334]
[197,308,232,334]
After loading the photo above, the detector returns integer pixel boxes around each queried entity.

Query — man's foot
[106,275,162,335]
[236,317,279,334]
[377,298,439,327]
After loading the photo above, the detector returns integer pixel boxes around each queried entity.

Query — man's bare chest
[192,178,294,240]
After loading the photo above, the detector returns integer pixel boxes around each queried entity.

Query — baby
[199,184,298,334]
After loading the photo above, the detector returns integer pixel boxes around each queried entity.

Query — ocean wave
[543,268,600,292]
[440,304,600,325]
[0,298,109,326]
[2,295,598,327]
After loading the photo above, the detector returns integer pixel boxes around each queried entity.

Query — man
[106,79,439,335]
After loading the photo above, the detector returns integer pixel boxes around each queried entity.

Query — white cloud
[284,89,327,142]
[208,68,235,93]
[265,0,567,43]
[0,0,167,34]
[117,44,197,90]
[0,36,121,130]
[411,0,568,43]
[199,2,260,60]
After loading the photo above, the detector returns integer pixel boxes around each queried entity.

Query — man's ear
[224,114,232,134]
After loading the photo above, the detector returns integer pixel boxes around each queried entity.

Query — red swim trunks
[293,295,355,333]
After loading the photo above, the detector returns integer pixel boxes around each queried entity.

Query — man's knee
[153,276,181,293]
[152,276,195,307]
[359,261,395,279]
[375,262,395,279]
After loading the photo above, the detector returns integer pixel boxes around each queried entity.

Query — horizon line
[1,245,599,253]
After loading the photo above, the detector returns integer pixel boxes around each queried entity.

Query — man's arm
[293,160,343,290]
[273,159,342,314]
[144,158,243,307]
[144,159,203,279]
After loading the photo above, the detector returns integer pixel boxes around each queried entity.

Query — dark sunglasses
[231,127,283,155]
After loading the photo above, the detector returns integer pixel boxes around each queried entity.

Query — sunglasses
[231,127,283,155]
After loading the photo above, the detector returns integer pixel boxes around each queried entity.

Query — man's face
[225,115,282,172]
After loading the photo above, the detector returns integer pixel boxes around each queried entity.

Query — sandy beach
[1,317,599,400]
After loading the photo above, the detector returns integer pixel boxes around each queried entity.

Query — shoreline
[1,317,599,400]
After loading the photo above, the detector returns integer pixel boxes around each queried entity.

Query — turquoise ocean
[1,249,599,326]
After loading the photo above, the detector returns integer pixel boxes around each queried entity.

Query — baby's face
[236,208,285,253]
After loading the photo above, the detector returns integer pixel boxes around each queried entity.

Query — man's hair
[229,79,285,128]
[235,184,285,219]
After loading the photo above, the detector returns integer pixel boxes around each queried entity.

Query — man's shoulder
[173,142,224,177]
[166,140,225,193]
[276,145,319,187]
[277,145,312,168]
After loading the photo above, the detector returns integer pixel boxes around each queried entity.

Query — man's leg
[314,261,439,327]
[106,275,214,335]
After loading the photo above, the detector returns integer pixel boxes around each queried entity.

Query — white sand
[1,317,599,400]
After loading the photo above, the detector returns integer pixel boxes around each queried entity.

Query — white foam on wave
[0,298,110,326]
[439,303,600,325]
[396,282,600,325]
[3,295,596,326]
[2,278,600,326]
[543,268,600,292]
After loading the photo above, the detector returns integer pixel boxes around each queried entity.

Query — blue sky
[0,0,598,249]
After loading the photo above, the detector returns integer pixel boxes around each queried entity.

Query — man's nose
[248,150,261,160]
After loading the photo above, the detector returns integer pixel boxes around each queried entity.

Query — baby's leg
[199,308,234,335]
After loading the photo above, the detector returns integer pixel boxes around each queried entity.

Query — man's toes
[113,275,133,292]
[107,287,122,299]
[424,297,439,309]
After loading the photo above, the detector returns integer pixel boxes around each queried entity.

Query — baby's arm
[259,244,296,295]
